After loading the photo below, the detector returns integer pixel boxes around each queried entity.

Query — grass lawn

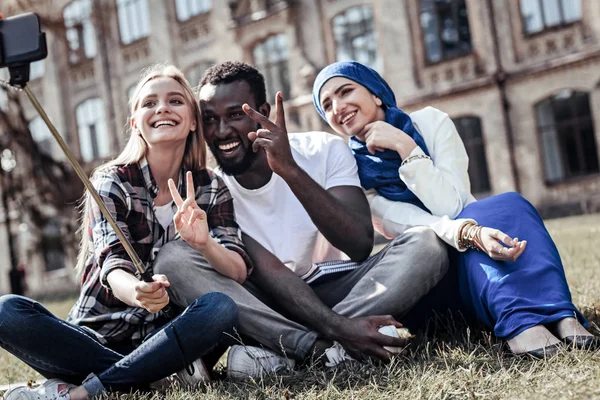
[1,214,599,399]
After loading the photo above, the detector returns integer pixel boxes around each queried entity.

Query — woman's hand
[168,171,210,250]
[478,227,527,262]
[134,274,170,313]
[361,121,417,159]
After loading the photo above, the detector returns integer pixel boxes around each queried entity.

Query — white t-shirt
[215,131,361,277]
[154,201,175,230]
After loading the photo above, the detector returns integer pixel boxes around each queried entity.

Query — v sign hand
[243,91,298,177]
[168,171,210,251]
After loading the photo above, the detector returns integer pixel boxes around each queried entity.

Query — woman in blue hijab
[313,61,596,357]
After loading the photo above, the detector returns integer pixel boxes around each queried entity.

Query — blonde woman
[0,65,251,400]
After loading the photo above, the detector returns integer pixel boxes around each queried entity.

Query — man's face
[199,81,262,175]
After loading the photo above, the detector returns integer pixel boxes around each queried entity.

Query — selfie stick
[22,86,176,318]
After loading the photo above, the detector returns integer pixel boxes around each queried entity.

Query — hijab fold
[312,61,430,210]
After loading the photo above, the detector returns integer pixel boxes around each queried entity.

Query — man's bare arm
[243,233,407,360]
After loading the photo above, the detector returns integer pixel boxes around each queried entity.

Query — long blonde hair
[74,64,206,277]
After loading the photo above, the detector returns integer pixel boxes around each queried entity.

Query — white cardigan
[368,106,477,251]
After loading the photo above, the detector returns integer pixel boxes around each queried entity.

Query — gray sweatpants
[153,227,448,360]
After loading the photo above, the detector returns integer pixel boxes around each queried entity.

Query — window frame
[63,0,97,64]
[519,0,582,37]
[75,98,110,162]
[251,34,290,104]
[534,90,599,185]
[418,0,473,65]
[331,5,378,69]
[116,0,151,45]
[452,116,491,195]
[175,0,212,22]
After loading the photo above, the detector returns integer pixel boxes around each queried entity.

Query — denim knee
[0,295,33,336]
[188,292,238,333]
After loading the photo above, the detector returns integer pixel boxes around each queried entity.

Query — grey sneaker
[226,345,295,380]
[3,379,75,400]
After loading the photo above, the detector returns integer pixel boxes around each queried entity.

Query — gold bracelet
[458,222,482,251]
[400,154,431,167]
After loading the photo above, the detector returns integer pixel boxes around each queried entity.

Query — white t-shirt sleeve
[323,135,361,189]
[400,107,474,218]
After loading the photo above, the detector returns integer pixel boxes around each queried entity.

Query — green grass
[2,214,600,399]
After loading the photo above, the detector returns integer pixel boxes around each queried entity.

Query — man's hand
[329,315,410,360]
[243,91,298,177]
[134,274,171,313]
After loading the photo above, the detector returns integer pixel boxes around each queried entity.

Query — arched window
[76,98,110,162]
[535,90,598,183]
[42,218,65,272]
[419,0,472,63]
[186,61,215,89]
[117,0,150,45]
[63,0,97,63]
[0,88,8,112]
[28,117,54,157]
[453,116,491,194]
[176,0,211,21]
[332,5,377,69]
[520,0,581,35]
[30,60,45,80]
[252,34,290,103]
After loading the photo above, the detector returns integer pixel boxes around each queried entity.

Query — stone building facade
[1,0,599,295]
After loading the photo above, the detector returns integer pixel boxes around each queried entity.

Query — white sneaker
[226,345,295,380]
[150,358,210,390]
[173,357,210,388]
[324,342,355,368]
[3,379,75,400]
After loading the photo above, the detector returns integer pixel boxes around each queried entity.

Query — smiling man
[154,62,449,378]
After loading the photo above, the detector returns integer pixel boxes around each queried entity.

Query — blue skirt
[456,192,586,340]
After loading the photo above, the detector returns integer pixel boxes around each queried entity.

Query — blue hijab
[312,61,430,209]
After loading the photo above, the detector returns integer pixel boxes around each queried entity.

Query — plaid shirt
[67,157,252,346]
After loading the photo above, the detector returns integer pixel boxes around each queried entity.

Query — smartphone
[0,12,47,68]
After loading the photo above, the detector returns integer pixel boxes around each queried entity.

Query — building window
[28,117,54,157]
[332,5,378,69]
[0,89,7,112]
[453,117,491,194]
[76,98,110,162]
[30,60,45,80]
[63,0,97,63]
[252,34,290,103]
[117,0,150,45]
[520,0,581,35]
[186,61,214,89]
[536,90,598,184]
[419,0,472,63]
[42,218,66,272]
[176,0,211,21]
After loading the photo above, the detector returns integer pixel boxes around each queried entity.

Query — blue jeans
[0,292,237,396]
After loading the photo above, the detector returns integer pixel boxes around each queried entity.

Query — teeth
[219,142,240,151]
[153,120,176,128]
[341,112,356,124]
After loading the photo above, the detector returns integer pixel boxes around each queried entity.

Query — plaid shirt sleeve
[203,171,254,274]
[90,172,139,288]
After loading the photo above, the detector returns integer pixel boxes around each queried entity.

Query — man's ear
[258,102,271,118]
[374,96,383,107]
